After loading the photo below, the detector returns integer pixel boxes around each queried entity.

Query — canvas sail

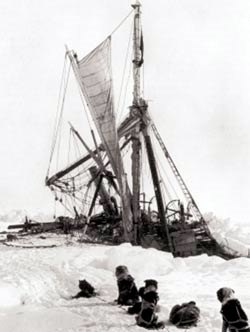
[76,37,133,237]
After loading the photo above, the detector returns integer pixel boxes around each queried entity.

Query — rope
[95,295,129,313]
[47,55,67,175]
[54,66,72,175]
[149,117,178,199]
[67,128,72,168]
[118,59,133,124]
[72,134,89,209]
[116,20,133,122]
[47,56,71,177]
[109,9,134,37]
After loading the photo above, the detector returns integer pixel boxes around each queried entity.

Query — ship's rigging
[45,1,237,259]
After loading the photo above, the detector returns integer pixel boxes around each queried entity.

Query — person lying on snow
[217,287,250,332]
[135,279,164,329]
[115,265,139,306]
[72,279,97,299]
[169,301,200,328]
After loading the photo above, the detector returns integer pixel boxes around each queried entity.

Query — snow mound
[0,242,250,332]
[0,282,23,307]
[89,243,174,278]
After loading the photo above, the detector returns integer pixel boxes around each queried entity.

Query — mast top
[131,0,141,9]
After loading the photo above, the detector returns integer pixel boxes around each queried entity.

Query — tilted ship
[44,1,238,259]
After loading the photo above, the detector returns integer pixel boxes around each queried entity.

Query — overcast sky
[0,0,250,224]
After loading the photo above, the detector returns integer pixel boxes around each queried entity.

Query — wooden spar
[131,0,142,104]
[46,121,105,188]
[46,110,139,187]
[131,1,142,244]
[143,132,173,252]
[69,122,105,171]
[87,173,104,218]
[46,148,103,186]
[131,127,141,244]
[8,221,62,230]
[129,1,173,251]
[89,166,116,215]
[46,137,132,188]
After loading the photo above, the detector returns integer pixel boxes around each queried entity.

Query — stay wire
[48,9,133,176]
[109,9,134,37]
[116,19,133,121]
[47,56,71,176]
[55,64,72,174]
[71,135,88,208]
[148,111,178,198]
[48,55,67,170]
[67,128,72,169]
[150,125,177,200]
[118,59,133,124]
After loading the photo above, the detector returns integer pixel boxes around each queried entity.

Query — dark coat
[221,299,250,332]
[117,274,139,305]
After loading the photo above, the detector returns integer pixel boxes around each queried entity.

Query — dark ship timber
[43,1,238,260]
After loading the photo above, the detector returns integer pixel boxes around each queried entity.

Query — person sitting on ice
[135,279,164,329]
[169,301,200,328]
[217,287,250,332]
[72,279,97,299]
[115,265,139,306]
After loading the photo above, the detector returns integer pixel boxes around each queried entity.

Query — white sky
[0,0,250,224]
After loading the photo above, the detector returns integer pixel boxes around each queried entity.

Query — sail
[77,37,118,174]
[77,37,133,236]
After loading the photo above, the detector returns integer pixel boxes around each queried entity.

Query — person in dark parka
[217,287,250,332]
[115,265,139,305]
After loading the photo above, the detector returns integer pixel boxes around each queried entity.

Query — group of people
[72,265,250,331]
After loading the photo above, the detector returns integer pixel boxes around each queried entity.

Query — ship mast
[131,0,143,244]
[131,1,173,251]
[132,0,142,104]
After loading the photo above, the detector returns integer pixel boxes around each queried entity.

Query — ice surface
[0,238,250,332]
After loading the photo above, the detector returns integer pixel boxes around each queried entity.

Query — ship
[44,1,238,259]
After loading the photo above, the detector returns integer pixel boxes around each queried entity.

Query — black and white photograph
[0,1,250,331]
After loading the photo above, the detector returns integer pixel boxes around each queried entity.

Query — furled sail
[76,37,133,237]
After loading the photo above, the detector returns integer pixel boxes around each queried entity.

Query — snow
[205,213,250,256]
[0,233,250,332]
